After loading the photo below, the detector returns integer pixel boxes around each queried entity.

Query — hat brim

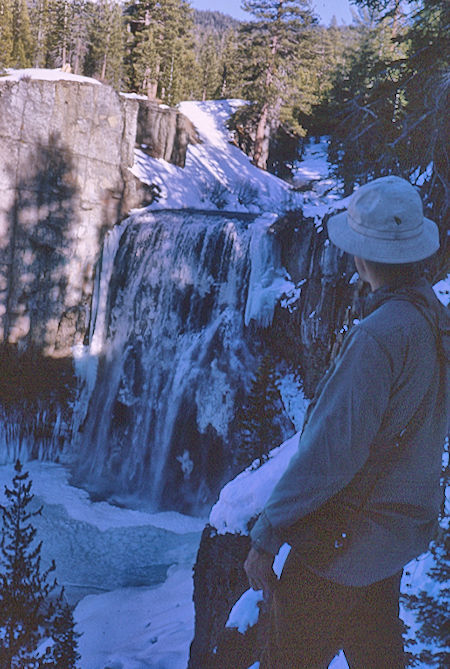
[327,210,439,263]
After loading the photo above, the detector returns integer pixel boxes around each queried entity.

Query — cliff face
[0,77,141,356]
[0,74,198,463]
[136,99,199,167]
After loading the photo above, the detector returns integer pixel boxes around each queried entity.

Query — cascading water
[73,209,266,512]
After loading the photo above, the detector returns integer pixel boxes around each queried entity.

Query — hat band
[348,212,423,241]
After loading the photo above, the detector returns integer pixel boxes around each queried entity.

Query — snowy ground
[131,98,344,223]
[0,463,204,669]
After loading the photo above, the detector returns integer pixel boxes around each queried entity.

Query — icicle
[244,213,295,328]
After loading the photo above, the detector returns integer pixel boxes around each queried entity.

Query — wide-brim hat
[328,175,439,263]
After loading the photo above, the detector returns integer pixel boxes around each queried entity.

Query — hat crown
[327,175,439,263]
[348,176,423,241]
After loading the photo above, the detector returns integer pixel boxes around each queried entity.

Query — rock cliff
[0,73,198,463]
[0,77,140,356]
[136,99,199,167]
[0,76,198,358]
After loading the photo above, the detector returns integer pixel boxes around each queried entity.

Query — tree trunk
[101,52,107,81]
[253,102,270,169]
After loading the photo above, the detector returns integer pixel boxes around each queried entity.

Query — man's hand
[244,546,277,594]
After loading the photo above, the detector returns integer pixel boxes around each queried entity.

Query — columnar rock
[0,76,141,356]
[136,100,199,167]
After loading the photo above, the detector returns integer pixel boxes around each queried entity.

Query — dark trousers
[260,550,405,669]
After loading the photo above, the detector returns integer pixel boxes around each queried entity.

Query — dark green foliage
[323,0,448,272]
[46,591,81,668]
[402,527,450,667]
[0,460,56,665]
[191,10,242,100]
[402,437,450,667]
[0,460,80,667]
[235,354,283,469]
[231,0,318,169]
[125,0,196,103]
[84,0,125,87]
[11,0,34,67]
[0,0,15,68]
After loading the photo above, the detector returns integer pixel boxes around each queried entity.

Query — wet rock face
[268,211,358,398]
[136,100,199,168]
[0,78,140,356]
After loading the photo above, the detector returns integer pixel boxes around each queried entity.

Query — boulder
[136,100,199,168]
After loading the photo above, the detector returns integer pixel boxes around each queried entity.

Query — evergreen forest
[0,0,448,249]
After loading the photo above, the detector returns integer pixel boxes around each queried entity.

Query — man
[244,176,449,668]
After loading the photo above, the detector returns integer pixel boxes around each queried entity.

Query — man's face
[354,256,368,283]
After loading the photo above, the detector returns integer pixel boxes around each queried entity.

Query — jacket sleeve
[250,325,394,555]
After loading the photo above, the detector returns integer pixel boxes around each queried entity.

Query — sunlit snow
[131,98,343,221]
[0,67,102,85]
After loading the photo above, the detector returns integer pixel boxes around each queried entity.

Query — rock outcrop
[0,77,142,356]
[0,77,199,358]
[188,525,252,669]
[136,99,199,167]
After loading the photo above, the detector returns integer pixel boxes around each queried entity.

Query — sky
[189,0,354,25]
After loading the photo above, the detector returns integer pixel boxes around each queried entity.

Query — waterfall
[73,210,260,512]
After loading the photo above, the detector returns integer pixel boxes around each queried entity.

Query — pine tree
[234,0,317,169]
[0,0,14,68]
[0,460,57,666]
[234,354,283,469]
[325,4,407,191]
[322,0,448,269]
[217,27,242,99]
[196,34,220,101]
[0,460,80,667]
[85,0,125,87]
[43,0,89,71]
[29,0,50,67]
[47,590,81,668]
[402,438,449,666]
[125,0,196,103]
[11,0,34,67]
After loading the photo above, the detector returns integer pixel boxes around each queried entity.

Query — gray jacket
[251,279,449,586]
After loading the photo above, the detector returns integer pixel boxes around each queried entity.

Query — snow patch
[433,273,450,307]
[209,433,299,535]
[226,588,264,633]
[130,98,343,221]
[0,68,102,85]
[75,565,194,669]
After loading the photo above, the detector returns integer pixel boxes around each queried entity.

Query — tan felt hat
[328,176,439,263]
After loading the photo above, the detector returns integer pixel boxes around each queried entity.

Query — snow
[226,589,264,634]
[0,462,204,668]
[433,273,450,307]
[0,67,102,85]
[75,566,194,669]
[277,373,310,431]
[0,81,445,666]
[0,462,204,534]
[131,98,342,221]
[209,433,300,535]
[293,137,333,184]
[244,213,298,327]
